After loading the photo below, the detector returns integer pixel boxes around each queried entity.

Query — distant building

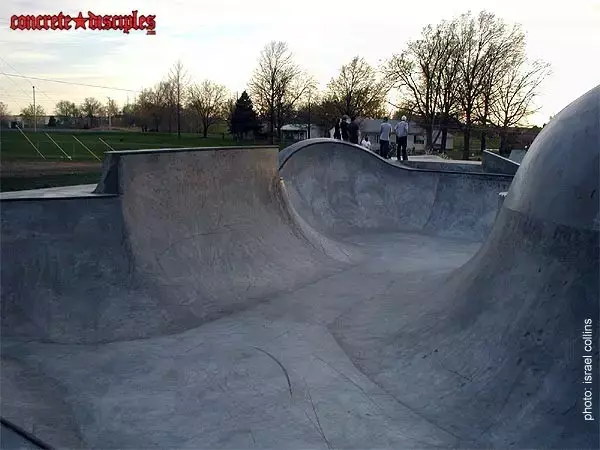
[280,123,325,141]
[358,119,454,152]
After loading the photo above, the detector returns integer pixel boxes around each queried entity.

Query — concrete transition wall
[279,82,599,449]
[509,149,527,164]
[421,84,599,448]
[1,147,357,344]
[482,149,520,175]
[400,160,484,173]
[279,139,513,242]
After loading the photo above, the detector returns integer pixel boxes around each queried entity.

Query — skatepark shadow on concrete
[1,86,598,449]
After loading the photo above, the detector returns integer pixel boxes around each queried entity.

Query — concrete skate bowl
[1,86,598,450]
[0,146,357,346]
[278,84,599,449]
[279,138,513,242]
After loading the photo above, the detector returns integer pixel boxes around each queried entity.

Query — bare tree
[475,20,525,151]
[55,100,77,125]
[188,80,229,137]
[327,56,389,120]
[81,97,103,128]
[106,98,119,117]
[455,11,507,159]
[20,104,45,128]
[436,20,463,152]
[168,61,188,138]
[249,41,313,143]
[105,97,119,128]
[161,80,176,132]
[386,24,452,150]
[312,98,342,130]
[275,71,316,137]
[489,59,550,154]
[138,84,169,131]
[0,101,9,126]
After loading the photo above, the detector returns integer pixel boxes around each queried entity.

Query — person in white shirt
[361,135,371,150]
[379,117,392,158]
[394,115,409,161]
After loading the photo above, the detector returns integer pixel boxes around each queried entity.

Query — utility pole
[176,73,181,139]
[107,97,112,130]
[177,84,181,138]
[307,91,311,139]
[32,86,36,132]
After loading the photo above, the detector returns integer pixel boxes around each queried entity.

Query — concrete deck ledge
[95,145,280,195]
[482,149,520,175]
[103,145,279,156]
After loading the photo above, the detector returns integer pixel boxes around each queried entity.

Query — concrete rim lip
[279,138,513,179]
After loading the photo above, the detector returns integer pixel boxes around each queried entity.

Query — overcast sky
[1,0,599,125]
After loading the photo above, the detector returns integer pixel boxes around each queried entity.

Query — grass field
[0,130,245,161]
[0,129,272,192]
[0,128,500,191]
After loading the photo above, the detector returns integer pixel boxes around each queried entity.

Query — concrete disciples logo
[10,11,156,35]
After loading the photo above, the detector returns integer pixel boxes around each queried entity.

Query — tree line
[9,10,549,157]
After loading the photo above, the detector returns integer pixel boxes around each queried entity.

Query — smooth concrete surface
[1,86,599,450]
[0,418,55,449]
[0,425,40,449]
[508,149,527,164]
[279,139,513,242]
[1,147,353,344]
[0,184,112,200]
[397,158,484,173]
[482,150,520,175]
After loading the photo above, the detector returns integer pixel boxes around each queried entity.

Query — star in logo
[73,12,87,30]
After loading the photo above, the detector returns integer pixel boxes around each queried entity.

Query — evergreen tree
[229,91,260,140]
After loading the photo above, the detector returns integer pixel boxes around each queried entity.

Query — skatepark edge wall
[279,139,514,242]
[1,146,359,344]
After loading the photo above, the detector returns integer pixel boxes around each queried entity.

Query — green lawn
[0,130,258,161]
[0,129,273,191]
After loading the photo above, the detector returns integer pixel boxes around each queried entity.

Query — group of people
[379,116,409,161]
[333,115,360,144]
[332,115,409,161]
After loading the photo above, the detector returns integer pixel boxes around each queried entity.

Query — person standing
[340,116,349,141]
[379,117,392,158]
[395,115,409,161]
[348,116,360,144]
[333,119,341,140]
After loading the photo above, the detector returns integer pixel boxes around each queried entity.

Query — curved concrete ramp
[327,85,600,448]
[1,87,598,450]
[280,139,513,242]
[1,147,356,344]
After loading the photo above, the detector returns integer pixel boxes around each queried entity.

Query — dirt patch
[1,161,102,177]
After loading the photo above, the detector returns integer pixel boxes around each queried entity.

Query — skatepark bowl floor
[1,85,599,450]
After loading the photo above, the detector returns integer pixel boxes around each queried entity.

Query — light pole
[307,91,311,139]
[32,86,36,132]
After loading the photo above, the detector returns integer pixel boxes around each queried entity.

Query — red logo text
[10,11,156,35]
